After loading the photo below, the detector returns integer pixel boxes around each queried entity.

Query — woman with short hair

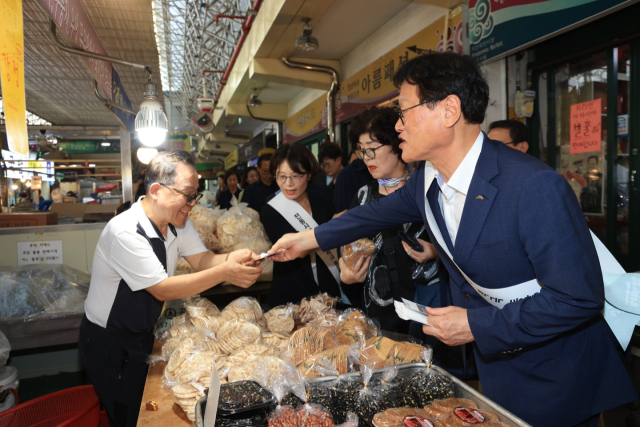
[341,107,440,334]
[217,170,241,210]
[260,144,342,306]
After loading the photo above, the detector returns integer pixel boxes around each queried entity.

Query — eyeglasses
[159,183,203,205]
[396,100,430,125]
[355,145,385,160]
[275,174,306,184]
[320,162,332,170]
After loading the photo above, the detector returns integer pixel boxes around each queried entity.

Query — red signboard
[35,0,113,101]
[570,99,602,154]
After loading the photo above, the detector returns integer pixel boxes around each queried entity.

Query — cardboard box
[0,212,58,228]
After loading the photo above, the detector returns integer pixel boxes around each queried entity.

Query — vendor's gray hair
[144,151,196,193]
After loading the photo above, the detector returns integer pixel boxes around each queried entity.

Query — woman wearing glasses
[260,143,344,307]
[341,107,442,335]
[218,169,242,210]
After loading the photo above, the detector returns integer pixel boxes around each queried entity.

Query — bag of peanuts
[268,368,307,427]
[295,404,335,427]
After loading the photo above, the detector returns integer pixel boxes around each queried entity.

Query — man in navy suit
[270,52,637,426]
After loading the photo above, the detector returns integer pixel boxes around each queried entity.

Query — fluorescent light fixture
[137,147,158,164]
[89,164,96,167]
[101,141,111,147]
[60,165,67,168]
[135,81,168,147]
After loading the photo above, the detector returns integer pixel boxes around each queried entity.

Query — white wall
[483,59,508,132]
[288,2,447,117]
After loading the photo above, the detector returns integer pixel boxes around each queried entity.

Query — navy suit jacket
[315,135,636,426]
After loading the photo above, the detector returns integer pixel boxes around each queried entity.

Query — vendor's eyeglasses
[355,145,384,160]
[275,174,306,184]
[159,183,203,205]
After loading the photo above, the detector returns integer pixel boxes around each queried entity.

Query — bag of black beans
[368,366,404,411]
[353,366,381,427]
[407,348,454,406]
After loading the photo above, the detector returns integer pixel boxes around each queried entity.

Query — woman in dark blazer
[260,144,340,307]
[217,170,241,210]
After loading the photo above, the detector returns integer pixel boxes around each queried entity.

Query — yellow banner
[0,0,28,156]
[224,150,238,170]
[283,11,464,144]
[283,96,327,144]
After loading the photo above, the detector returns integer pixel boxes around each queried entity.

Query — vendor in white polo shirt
[79,150,263,427]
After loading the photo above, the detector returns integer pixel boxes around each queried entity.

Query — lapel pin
[476,195,485,200]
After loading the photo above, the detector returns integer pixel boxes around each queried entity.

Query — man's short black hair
[348,107,404,160]
[318,142,342,163]
[489,119,529,145]
[270,143,320,182]
[393,52,488,124]
[257,153,272,168]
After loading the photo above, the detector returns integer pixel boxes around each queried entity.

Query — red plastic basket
[0,385,100,427]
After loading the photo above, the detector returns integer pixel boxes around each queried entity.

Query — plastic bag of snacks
[383,341,424,366]
[264,304,296,333]
[353,365,380,427]
[372,407,432,427]
[297,345,350,378]
[369,366,406,411]
[341,238,376,271]
[335,309,380,346]
[287,326,338,365]
[295,404,335,427]
[294,293,337,327]
[359,336,400,369]
[268,368,306,427]
[407,348,454,406]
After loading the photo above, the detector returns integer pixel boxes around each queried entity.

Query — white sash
[268,192,342,285]
[422,163,625,310]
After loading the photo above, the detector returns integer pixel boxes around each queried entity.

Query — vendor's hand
[269,230,317,262]
[402,239,439,263]
[222,251,263,288]
[421,306,475,346]
[227,248,261,265]
[339,255,370,284]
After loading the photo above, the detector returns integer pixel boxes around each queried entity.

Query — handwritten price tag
[570,99,602,154]
[0,0,28,156]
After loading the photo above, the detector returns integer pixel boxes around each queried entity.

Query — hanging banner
[0,0,28,156]
[570,99,602,154]
[112,70,135,131]
[224,150,238,170]
[57,141,121,154]
[166,132,191,152]
[35,0,114,100]
[336,11,463,122]
[283,10,464,144]
[468,0,630,62]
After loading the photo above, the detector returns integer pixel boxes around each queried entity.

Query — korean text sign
[570,99,602,154]
[0,0,28,156]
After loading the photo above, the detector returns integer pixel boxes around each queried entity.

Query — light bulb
[137,147,158,164]
[198,174,202,179]
[20,177,26,182]
[136,127,167,147]
[135,82,168,147]
[11,184,18,190]
[26,181,32,187]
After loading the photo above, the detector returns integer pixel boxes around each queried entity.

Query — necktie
[436,173,458,246]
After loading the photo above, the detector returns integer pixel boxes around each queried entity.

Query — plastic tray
[217,380,276,418]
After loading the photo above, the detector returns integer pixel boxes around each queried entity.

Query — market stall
[136,295,531,427]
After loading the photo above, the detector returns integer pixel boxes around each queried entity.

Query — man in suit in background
[270,52,637,427]
[487,119,529,153]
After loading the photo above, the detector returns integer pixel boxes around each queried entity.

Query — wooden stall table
[137,340,190,427]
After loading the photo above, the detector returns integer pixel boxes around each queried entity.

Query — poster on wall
[561,148,605,215]
[570,99,602,154]
[468,0,631,62]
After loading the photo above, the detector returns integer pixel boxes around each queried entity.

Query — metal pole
[120,127,134,203]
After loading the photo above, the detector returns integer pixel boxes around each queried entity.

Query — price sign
[31,176,42,190]
[17,241,64,266]
[570,99,602,154]
[0,0,28,156]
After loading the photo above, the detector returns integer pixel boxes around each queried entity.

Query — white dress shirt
[436,132,484,246]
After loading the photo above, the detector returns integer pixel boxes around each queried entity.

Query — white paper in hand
[394,298,431,326]
[203,359,221,427]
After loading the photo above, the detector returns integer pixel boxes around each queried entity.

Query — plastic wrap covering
[0,265,90,322]
[407,349,454,406]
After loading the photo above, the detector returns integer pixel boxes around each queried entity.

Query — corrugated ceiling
[16,0,164,127]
